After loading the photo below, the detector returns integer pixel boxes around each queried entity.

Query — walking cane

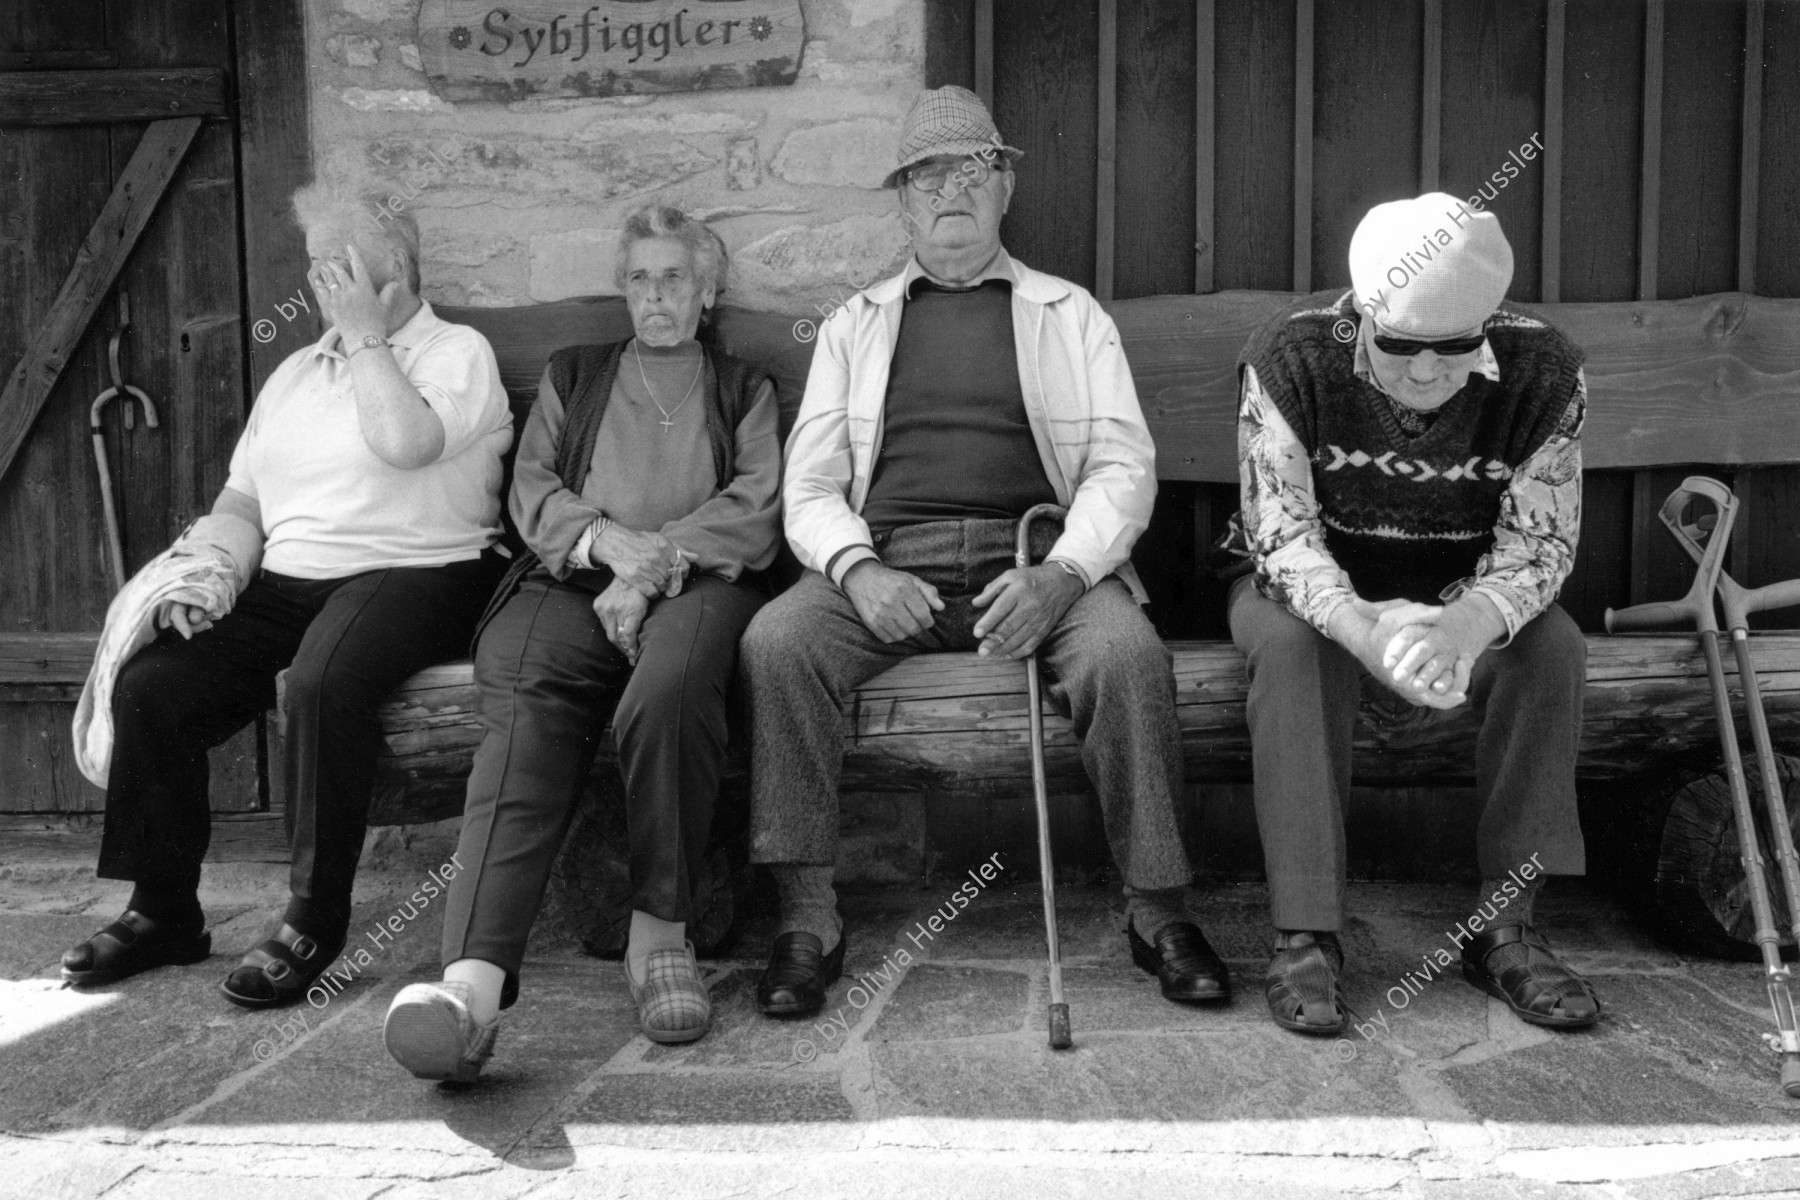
[1606,477,1800,1097]
[88,296,160,591]
[1016,502,1073,1050]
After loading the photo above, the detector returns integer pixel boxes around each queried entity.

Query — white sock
[626,910,686,979]
[443,957,505,1025]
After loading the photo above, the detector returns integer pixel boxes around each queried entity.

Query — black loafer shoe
[756,931,846,1017]
[1128,920,1231,1002]
[62,909,211,986]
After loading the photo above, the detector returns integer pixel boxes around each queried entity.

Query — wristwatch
[1049,559,1085,585]
[346,334,389,359]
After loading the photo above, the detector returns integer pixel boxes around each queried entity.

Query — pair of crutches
[1605,477,1800,1097]
[1017,503,1074,1049]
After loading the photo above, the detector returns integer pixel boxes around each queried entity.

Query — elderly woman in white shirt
[61,181,513,1009]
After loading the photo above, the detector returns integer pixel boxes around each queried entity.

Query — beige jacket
[783,250,1155,601]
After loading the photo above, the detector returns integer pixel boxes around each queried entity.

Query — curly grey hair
[291,178,422,294]
[614,204,728,295]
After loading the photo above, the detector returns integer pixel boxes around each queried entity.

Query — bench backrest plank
[437,288,1800,485]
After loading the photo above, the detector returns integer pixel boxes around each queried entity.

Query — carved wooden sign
[417,1,805,100]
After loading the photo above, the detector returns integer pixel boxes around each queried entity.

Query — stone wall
[305,0,924,312]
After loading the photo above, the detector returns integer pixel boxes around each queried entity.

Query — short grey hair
[614,204,728,295]
[290,178,422,294]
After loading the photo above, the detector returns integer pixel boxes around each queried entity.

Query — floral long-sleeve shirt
[1238,343,1585,644]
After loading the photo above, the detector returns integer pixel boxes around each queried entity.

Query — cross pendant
[659,417,674,430]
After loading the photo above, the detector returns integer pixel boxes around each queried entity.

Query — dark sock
[281,896,349,944]
[127,883,203,929]
[1127,888,1189,941]
[1473,876,1542,972]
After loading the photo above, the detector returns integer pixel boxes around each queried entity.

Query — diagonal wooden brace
[0,115,201,487]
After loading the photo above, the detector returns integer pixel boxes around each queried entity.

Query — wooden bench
[292,289,1800,827]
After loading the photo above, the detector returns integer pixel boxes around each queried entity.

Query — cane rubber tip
[1782,1057,1800,1098]
[1048,1003,1072,1050]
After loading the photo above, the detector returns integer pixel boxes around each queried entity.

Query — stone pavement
[4,827,1800,1199]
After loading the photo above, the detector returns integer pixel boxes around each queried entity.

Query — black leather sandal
[1461,924,1600,1029]
[61,910,210,986]
[1265,933,1347,1036]
[220,923,346,1010]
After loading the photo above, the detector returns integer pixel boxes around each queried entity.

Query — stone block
[336,87,449,113]
[771,118,901,189]
[325,33,381,68]
[399,43,423,72]
[731,214,911,307]
[725,137,760,191]
[529,228,625,301]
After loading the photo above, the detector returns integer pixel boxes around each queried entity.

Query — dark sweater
[860,278,1057,533]
[1240,289,1584,603]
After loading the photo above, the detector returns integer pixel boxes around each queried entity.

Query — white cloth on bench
[72,514,262,788]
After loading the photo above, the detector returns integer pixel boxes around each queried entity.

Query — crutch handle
[1744,578,1800,619]
[1605,600,1701,634]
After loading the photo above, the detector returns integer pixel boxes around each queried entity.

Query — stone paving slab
[8,869,1800,1198]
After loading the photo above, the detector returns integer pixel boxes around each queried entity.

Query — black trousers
[440,572,765,982]
[97,555,500,935]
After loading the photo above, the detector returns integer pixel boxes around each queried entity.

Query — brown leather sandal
[1265,932,1347,1036]
[1461,924,1600,1029]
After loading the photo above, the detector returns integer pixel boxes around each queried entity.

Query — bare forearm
[348,348,445,468]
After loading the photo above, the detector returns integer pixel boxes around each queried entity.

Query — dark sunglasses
[1372,331,1486,357]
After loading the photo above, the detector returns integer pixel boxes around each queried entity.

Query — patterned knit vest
[1239,289,1584,603]
[474,339,768,641]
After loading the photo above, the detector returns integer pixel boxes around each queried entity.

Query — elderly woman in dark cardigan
[383,204,781,1083]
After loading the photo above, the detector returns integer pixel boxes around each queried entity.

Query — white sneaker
[384,980,499,1083]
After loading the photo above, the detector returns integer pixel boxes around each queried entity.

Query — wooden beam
[1096,0,1118,302]
[0,633,98,685]
[1420,0,1442,193]
[1541,0,1566,302]
[0,68,225,126]
[0,117,201,488]
[1195,0,1216,293]
[1739,0,1765,293]
[338,634,1800,821]
[974,0,994,111]
[0,51,120,71]
[1639,0,1664,301]
[440,290,1800,486]
[1293,0,1314,292]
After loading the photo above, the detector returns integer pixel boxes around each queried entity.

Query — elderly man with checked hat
[739,85,1228,1018]
[1228,193,1599,1036]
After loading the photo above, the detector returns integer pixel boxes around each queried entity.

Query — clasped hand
[593,578,649,666]
[971,564,1083,659]
[1344,597,1494,709]
[593,524,689,598]
[155,600,214,640]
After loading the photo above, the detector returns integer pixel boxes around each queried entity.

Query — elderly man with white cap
[1229,193,1597,1036]
[739,85,1226,1018]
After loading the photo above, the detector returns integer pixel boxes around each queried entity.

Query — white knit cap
[1348,192,1514,338]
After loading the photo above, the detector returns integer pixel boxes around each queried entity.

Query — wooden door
[0,1,309,814]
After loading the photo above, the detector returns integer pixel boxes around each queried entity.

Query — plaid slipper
[384,980,499,1083]
[624,942,713,1044]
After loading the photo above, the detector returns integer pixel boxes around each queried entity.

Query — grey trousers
[440,572,765,980]
[741,518,1193,892]
[1227,577,1587,931]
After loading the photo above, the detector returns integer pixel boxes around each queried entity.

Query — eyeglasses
[1371,330,1486,357]
[905,156,1004,192]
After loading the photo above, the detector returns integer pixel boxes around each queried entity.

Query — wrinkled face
[898,153,1014,262]
[1364,320,1484,411]
[623,237,713,348]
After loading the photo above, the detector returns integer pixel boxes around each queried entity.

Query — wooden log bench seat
[255,288,1800,957]
[8,288,1796,955]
